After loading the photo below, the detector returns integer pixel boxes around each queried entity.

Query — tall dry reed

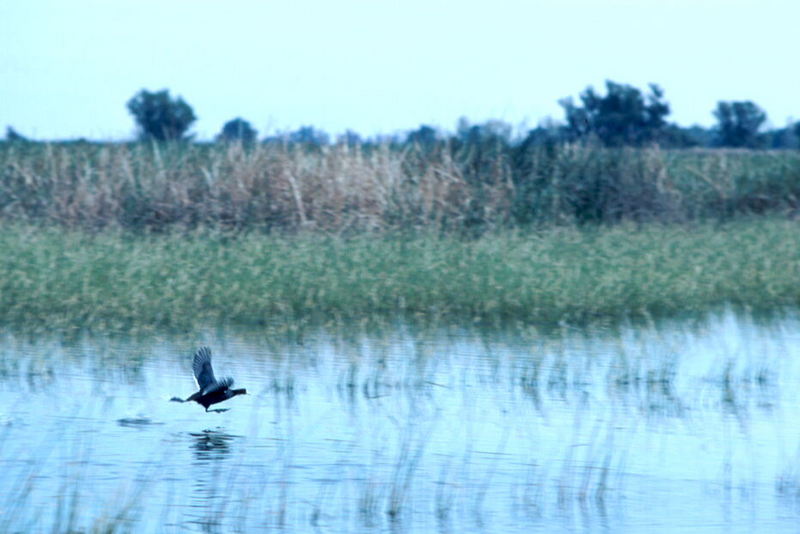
[1,141,798,232]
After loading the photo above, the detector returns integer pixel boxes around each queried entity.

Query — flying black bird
[171,347,246,412]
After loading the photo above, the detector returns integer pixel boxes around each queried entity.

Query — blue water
[2,309,800,532]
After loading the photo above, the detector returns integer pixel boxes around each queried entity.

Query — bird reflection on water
[185,428,245,531]
[190,429,240,462]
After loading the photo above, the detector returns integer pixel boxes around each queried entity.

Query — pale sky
[1,0,798,141]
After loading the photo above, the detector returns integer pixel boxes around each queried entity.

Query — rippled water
[3,310,800,532]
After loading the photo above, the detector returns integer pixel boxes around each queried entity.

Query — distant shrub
[5,126,29,142]
[217,118,258,144]
[713,101,768,148]
[559,81,671,147]
[126,89,196,141]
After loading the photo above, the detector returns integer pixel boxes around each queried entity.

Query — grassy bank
[2,141,799,232]
[2,218,799,330]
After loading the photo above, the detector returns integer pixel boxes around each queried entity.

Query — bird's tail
[169,397,186,403]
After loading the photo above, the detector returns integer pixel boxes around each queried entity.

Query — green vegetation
[2,142,799,232]
[110,80,799,148]
[126,89,196,141]
[2,218,799,330]
[217,117,258,144]
[2,136,799,330]
[9,79,800,148]
[713,100,768,148]
[559,81,671,146]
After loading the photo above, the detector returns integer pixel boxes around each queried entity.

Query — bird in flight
[171,347,247,412]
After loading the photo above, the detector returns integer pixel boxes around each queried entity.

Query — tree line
[6,81,800,149]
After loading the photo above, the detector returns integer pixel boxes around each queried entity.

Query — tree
[217,117,258,143]
[451,119,513,188]
[336,130,363,147]
[765,124,799,149]
[713,101,767,148]
[5,126,29,142]
[559,81,671,146]
[288,126,329,146]
[456,118,513,146]
[126,89,196,141]
[518,119,569,148]
[405,125,440,151]
[677,125,715,148]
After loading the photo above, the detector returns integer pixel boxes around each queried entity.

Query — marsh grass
[1,218,799,329]
[2,142,799,232]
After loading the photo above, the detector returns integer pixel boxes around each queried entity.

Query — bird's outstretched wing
[192,347,216,390]
[204,376,234,395]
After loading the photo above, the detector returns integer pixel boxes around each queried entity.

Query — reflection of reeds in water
[2,313,800,531]
[385,417,437,521]
[4,430,159,533]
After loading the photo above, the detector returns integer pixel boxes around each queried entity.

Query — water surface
[2,310,800,532]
